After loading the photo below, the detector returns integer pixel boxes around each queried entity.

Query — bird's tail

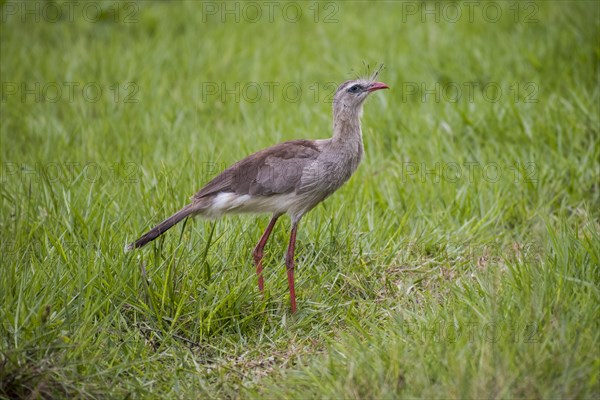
[126,203,198,251]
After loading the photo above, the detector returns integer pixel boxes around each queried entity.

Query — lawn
[1,1,599,398]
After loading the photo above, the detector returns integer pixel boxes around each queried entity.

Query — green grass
[1,1,599,398]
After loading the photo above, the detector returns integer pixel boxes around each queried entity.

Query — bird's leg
[285,221,299,313]
[253,215,280,292]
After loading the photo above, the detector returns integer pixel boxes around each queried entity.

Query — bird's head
[333,64,389,121]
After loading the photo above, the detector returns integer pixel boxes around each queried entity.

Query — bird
[127,68,389,313]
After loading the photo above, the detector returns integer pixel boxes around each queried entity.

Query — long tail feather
[126,203,198,251]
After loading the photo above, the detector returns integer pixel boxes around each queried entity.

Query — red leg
[253,215,280,292]
[285,222,299,313]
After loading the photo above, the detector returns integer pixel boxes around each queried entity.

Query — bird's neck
[332,106,363,148]
[330,108,364,170]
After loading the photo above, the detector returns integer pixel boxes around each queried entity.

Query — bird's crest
[351,62,385,83]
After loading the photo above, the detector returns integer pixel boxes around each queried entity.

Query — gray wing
[192,140,321,199]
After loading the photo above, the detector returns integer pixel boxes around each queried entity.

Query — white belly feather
[204,192,306,218]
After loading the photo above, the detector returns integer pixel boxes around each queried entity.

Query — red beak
[367,82,390,92]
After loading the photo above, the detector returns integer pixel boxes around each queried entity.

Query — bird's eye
[348,85,361,93]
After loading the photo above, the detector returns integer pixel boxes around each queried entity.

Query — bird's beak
[367,82,390,92]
